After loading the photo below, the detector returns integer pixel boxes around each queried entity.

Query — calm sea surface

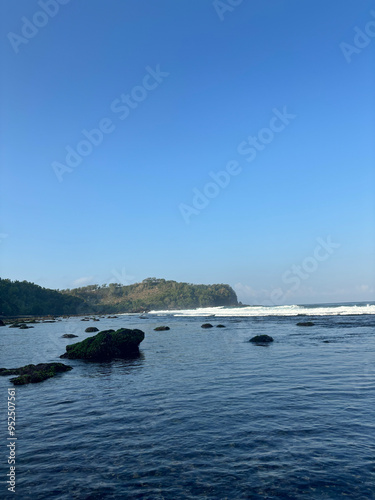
[1,304,375,499]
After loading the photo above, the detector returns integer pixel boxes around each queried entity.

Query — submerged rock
[85,327,99,333]
[60,328,145,361]
[296,321,315,327]
[62,334,78,338]
[249,334,274,344]
[154,326,170,331]
[201,323,213,329]
[0,363,72,385]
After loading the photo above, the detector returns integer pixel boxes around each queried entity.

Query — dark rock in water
[0,320,5,326]
[216,324,226,328]
[154,326,170,331]
[44,320,56,323]
[62,334,78,338]
[81,318,90,321]
[93,318,100,321]
[296,321,315,327]
[0,363,72,385]
[60,328,145,361]
[249,335,274,344]
[107,316,118,319]
[201,323,213,328]
[85,327,99,333]
[9,323,33,329]
[323,340,330,343]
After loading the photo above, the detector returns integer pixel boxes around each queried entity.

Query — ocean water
[0,302,374,499]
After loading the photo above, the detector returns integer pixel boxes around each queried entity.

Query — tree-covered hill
[0,279,86,316]
[0,277,238,316]
[63,278,238,313]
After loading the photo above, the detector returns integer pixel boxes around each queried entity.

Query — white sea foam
[148,303,375,317]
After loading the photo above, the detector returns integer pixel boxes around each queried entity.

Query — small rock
[201,323,213,328]
[9,323,33,329]
[85,327,99,333]
[216,324,226,328]
[62,334,78,338]
[296,322,315,327]
[0,320,5,326]
[249,334,274,344]
[154,326,170,331]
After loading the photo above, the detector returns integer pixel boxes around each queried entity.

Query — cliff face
[64,278,239,313]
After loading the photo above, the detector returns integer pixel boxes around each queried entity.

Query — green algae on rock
[60,328,145,361]
[0,363,73,385]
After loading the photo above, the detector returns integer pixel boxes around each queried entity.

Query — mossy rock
[296,321,315,327]
[60,328,145,361]
[0,363,72,385]
[249,334,274,344]
[154,326,170,331]
[201,323,213,328]
[85,327,99,333]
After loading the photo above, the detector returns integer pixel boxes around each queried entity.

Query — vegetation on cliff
[0,278,86,316]
[63,277,238,313]
[0,277,238,316]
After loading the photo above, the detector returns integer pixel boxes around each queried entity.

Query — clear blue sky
[1,0,374,304]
